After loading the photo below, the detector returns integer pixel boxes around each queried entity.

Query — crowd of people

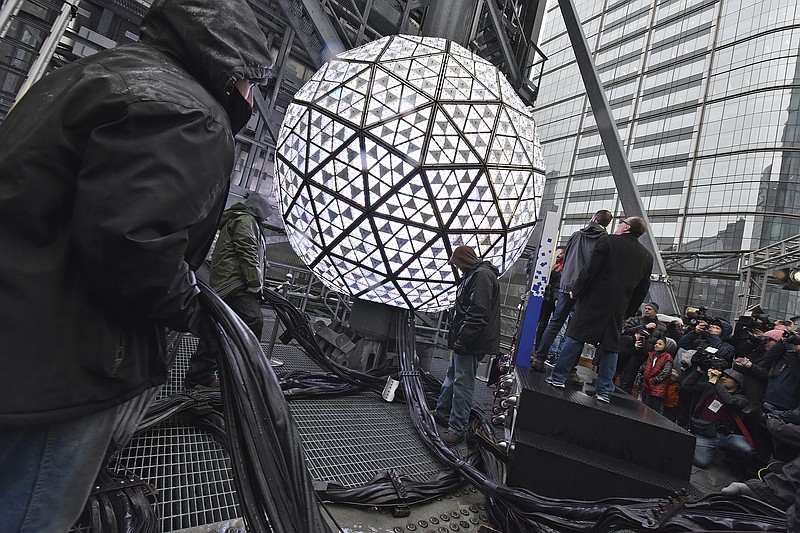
[533,279,800,478]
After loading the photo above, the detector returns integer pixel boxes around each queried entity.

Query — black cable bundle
[198,281,334,533]
[261,287,386,393]
[81,469,159,533]
[280,370,361,399]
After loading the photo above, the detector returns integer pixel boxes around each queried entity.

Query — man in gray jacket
[532,209,612,384]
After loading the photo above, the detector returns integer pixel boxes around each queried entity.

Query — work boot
[442,430,465,446]
[531,357,545,372]
[565,371,584,388]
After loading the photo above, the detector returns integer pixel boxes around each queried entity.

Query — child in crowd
[639,337,674,414]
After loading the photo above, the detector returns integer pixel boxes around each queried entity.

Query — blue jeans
[0,406,119,533]
[435,351,479,434]
[548,314,571,358]
[550,336,618,397]
[693,432,754,468]
[535,291,575,358]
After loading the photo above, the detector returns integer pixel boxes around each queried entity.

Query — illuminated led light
[275,35,546,311]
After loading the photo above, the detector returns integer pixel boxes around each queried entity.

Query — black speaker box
[507,366,696,499]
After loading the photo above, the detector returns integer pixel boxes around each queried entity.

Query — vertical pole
[15,2,78,102]
[515,208,561,367]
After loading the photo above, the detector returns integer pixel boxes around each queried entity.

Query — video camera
[686,306,708,328]
[732,306,774,356]
[782,329,800,345]
[692,346,728,372]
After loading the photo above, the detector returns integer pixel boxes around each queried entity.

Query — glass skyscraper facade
[533,0,800,320]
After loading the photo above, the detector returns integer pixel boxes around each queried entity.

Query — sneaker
[269,358,285,367]
[189,378,220,391]
[545,376,565,388]
[432,412,449,428]
[566,371,585,388]
[442,430,465,445]
[531,358,545,372]
[596,394,610,403]
[544,357,557,367]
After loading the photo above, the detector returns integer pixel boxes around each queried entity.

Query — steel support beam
[298,0,346,64]
[484,0,522,86]
[15,1,78,102]
[557,0,676,313]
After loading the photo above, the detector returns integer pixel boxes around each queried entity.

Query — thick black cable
[198,281,335,533]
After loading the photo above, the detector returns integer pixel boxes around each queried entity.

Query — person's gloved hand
[452,338,466,355]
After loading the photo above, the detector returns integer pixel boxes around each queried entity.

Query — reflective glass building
[533,0,800,320]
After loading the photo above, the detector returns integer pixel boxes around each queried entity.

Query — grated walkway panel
[108,324,454,531]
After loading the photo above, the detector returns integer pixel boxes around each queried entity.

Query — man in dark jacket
[546,217,653,403]
[683,367,755,468]
[434,245,500,445]
[533,209,612,379]
[186,193,280,389]
[0,1,273,531]
[617,301,667,393]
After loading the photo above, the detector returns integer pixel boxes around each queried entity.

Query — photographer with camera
[617,303,666,394]
[684,365,756,471]
[678,317,735,372]
[736,329,800,422]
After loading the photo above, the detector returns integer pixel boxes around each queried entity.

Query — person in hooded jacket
[546,217,653,403]
[186,192,280,390]
[434,245,500,445]
[532,209,613,381]
[638,336,674,413]
[0,1,273,531]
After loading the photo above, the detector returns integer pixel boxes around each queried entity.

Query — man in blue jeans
[545,217,653,403]
[532,210,612,387]
[434,245,501,445]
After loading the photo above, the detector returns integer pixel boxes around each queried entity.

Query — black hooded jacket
[0,0,273,424]
[448,261,501,356]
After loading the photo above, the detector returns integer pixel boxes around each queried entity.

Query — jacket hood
[467,260,500,277]
[140,0,274,106]
[579,221,607,239]
[221,202,260,226]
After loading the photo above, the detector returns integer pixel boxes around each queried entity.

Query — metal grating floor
[109,312,456,531]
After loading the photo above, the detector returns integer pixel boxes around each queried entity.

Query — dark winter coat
[210,203,268,297]
[0,0,273,424]
[753,344,800,411]
[677,324,736,363]
[566,233,653,352]
[623,315,666,351]
[559,222,607,293]
[448,261,501,356]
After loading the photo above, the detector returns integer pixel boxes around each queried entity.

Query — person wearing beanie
[186,192,282,390]
[434,245,501,445]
